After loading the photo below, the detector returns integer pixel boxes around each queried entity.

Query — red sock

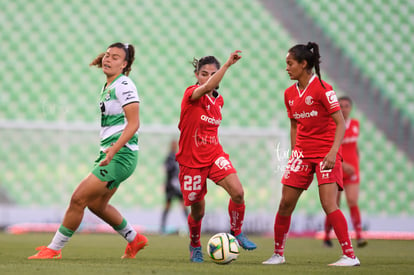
[228,199,245,236]
[350,205,362,239]
[327,209,355,258]
[188,214,202,247]
[324,216,332,240]
[274,213,291,256]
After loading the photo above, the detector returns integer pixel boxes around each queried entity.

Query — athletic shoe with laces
[121,234,148,259]
[235,233,257,250]
[328,255,360,266]
[357,238,368,248]
[28,246,62,259]
[262,253,286,265]
[189,244,203,263]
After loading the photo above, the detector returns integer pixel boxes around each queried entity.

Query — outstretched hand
[225,50,242,67]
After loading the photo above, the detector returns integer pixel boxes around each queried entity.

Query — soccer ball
[207,233,240,264]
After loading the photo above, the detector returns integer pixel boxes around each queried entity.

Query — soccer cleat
[328,255,360,266]
[189,244,203,263]
[323,239,333,247]
[357,238,368,248]
[121,234,148,259]
[28,246,62,259]
[235,233,257,250]
[262,253,286,265]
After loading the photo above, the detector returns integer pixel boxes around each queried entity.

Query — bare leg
[62,173,110,231]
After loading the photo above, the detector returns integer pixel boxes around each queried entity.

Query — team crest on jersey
[352,125,359,134]
[105,92,111,101]
[289,100,294,106]
[325,90,338,104]
[305,96,314,105]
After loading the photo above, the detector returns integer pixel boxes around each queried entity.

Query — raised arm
[191,50,242,101]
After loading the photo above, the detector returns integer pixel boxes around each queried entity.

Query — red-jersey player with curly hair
[176,51,256,263]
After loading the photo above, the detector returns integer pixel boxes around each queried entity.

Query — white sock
[48,230,71,251]
[114,219,137,242]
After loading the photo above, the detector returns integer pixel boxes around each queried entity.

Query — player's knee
[69,194,88,210]
[278,198,295,215]
[320,200,337,214]
[231,191,244,204]
[347,199,358,207]
[191,210,204,221]
[190,205,205,221]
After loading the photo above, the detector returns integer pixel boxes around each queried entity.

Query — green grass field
[0,233,413,275]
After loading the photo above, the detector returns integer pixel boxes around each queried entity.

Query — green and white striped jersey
[99,74,140,151]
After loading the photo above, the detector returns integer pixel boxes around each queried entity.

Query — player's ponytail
[122,43,135,76]
[90,53,105,68]
[306,42,325,89]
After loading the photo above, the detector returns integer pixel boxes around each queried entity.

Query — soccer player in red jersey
[262,42,360,266]
[323,96,367,248]
[176,51,257,263]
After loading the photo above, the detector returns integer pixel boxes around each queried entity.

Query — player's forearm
[290,119,297,150]
[205,65,229,91]
[111,121,139,153]
[330,121,345,154]
[192,66,230,100]
[329,110,345,154]
[290,129,297,151]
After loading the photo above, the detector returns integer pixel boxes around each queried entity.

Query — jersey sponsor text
[293,110,318,119]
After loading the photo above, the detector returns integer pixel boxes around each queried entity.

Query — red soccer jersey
[284,75,341,158]
[176,85,225,168]
[342,118,359,169]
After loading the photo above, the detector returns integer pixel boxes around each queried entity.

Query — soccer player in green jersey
[29,42,147,259]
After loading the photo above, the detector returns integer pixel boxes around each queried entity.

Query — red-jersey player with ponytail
[263,42,360,266]
[176,51,257,263]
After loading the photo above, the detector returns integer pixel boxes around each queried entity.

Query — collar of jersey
[104,73,124,91]
[296,74,316,97]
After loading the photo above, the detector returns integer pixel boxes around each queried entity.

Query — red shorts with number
[281,154,343,190]
[178,153,237,206]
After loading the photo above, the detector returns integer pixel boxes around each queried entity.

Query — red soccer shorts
[281,154,343,190]
[179,153,237,206]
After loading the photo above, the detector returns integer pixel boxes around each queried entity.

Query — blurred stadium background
[0,0,413,236]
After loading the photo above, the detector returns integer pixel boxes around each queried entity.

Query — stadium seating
[0,0,412,219]
[296,0,414,122]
